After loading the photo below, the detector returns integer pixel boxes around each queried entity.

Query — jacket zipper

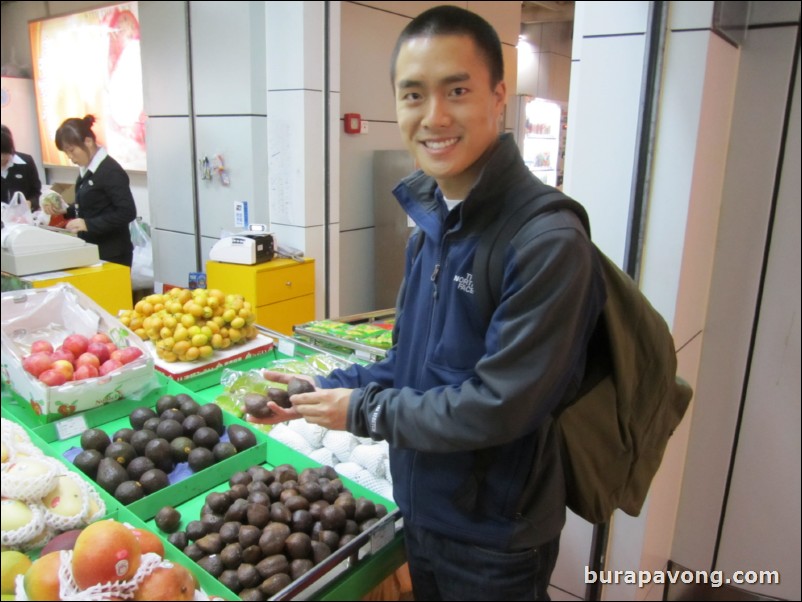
[423,238,446,375]
[431,263,441,300]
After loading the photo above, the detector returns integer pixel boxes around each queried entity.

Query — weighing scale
[208,225,276,265]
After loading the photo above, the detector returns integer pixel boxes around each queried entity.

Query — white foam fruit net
[42,472,95,531]
[1,455,62,501]
[0,501,46,547]
[269,417,395,499]
[14,536,213,601]
[269,423,316,456]
[0,419,106,551]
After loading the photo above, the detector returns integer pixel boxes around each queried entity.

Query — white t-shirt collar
[442,194,462,212]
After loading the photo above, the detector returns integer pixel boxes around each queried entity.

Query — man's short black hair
[390,5,504,88]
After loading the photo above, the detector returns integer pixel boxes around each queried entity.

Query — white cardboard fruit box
[1,283,157,422]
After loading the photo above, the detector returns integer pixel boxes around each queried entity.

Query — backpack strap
[454,191,593,515]
[473,190,588,324]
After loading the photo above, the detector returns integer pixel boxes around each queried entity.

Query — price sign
[277,338,296,358]
[55,414,88,440]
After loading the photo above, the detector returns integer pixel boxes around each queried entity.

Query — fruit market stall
[1,284,406,601]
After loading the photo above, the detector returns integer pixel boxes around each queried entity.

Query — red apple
[22,352,54,377]
[74,364,100,380]
[99,359,124,376]
[110,349,125,363]
[92,333,112,345]
[30,340,55,354]
[86,341,111,363]
[39,369,67,386]
[52,359,74,380]
[118,346,144,364]
[52,347,76,365]
[76,353,101,369]
[62,334,90,357]
[105,342,118,355]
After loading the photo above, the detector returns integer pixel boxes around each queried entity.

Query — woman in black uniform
[46,115,137,267]
[1,125,42,210]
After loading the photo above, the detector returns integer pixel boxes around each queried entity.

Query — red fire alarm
[344,113,361,134]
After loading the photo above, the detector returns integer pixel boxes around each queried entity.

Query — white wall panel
[139,0,189,116]
[266,1,328,92]
[562,34,646,266]
[194,115,268,238]
[267,90,325,229]
[668,1,714,30]
[642,32,737,339]
[266,1,308,91]
[190,1,266,115]
[145,117,193,234]
[673,24,800,575]
[716,53,801,601]
[582,1,649,36]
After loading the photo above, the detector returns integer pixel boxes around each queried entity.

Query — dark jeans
[404,523,560,601]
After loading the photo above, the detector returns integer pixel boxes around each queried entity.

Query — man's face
[394,34,506,200]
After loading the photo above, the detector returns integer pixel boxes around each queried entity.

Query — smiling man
[257,6,606,600]
[393,32,506,200]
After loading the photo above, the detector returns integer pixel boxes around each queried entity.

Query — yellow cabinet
[206,258,315,335]
[13,262,133,315]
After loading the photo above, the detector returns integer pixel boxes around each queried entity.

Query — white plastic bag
[1,191,34,225]
[129,218,154,290]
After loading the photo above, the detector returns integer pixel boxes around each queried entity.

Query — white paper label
[355,349,374,361]
[55,415,88,440]
[370,519,395,553]
[278,338,296,357]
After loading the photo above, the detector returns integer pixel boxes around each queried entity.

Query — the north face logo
[454,272,474,294]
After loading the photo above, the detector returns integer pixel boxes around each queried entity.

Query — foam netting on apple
[0,418,106,551]
[14,548,214,601]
